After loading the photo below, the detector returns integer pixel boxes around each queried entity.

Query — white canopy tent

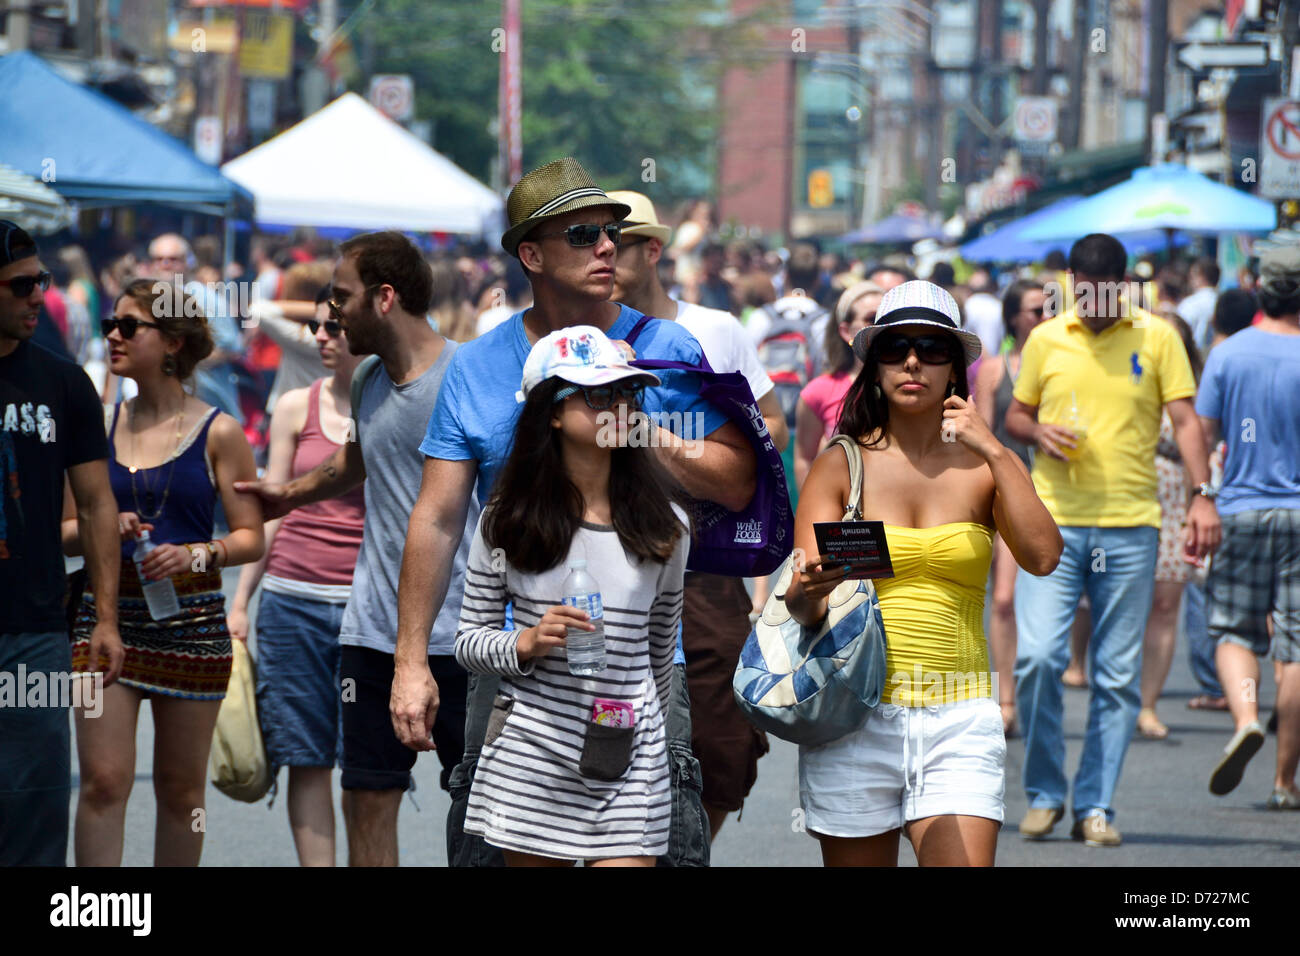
[222,93,503,236]
[0,163,73,234]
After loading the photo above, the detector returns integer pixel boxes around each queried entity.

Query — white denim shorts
[798,697,1006,839]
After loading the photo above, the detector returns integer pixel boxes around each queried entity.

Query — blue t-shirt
[422,304,730,667]
[420,304,728,504]
[1195,327,1300,515]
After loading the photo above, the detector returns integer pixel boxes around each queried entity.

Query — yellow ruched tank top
[875,522,994,707]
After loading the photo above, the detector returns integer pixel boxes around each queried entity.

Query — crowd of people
[1,154,1297,868]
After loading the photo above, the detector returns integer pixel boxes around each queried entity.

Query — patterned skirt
[71,558,233,700]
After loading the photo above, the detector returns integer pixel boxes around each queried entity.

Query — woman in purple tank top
[62,278,265,866]
[228,287,365,866]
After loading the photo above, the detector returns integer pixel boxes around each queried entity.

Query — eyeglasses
[326,283,387,327]
[101,316,163,340]
[872,332,957,365]
[0,272,52,297]
[554,382,646,410]
[307,318,343,337]
[531,223,623,248]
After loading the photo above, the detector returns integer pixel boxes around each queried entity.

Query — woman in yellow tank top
[785,281,1062,867]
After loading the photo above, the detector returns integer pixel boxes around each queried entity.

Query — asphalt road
[66,569,1294,867]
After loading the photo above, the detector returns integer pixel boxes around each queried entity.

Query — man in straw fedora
[393,157,757,865]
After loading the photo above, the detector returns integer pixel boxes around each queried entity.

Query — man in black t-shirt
[0,221,123,866]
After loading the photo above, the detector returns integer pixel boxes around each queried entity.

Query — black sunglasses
[0,272,52,297]
[306,318,343,337]
[532,223,623,248]
[102,316,163,340]
[555,382,645,410]
[872,332,957,365]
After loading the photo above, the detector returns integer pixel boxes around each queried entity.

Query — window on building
[795,64,859,213]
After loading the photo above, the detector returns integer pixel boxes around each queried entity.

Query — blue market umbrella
[1020,164,1276,242]
[842,210,945,244]
[962,195,1190,262]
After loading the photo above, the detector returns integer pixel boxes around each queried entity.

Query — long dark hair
[483,377,688,574]
[835,331,970,447]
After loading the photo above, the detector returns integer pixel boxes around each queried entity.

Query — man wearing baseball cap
[0,221,123,864]
[1197,242,1300,809]
[393,158,756,865]
[608,188,786,840]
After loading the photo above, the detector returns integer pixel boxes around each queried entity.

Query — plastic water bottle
[133,529,181,621]
[561,560,605,676]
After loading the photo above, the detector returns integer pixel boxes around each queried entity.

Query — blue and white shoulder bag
[732,435,888,747]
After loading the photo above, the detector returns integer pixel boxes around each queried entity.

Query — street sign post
[1261,98,1300,200]
[1174,40,1268,72]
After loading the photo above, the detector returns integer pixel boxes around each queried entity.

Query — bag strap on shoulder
[828,434,863,521]
[349,354,383,446]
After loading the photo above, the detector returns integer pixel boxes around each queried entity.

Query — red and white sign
[1262,98,1300,199]
[1014,96,1058,147]
[369,74,415,122]
[194,115,222,166]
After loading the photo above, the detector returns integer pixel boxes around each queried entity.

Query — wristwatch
[1192,482,1217,501]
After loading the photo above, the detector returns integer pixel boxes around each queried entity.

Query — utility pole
[7,0,31,50]
[1065,0,1087,149]
[1145,0,1168,162]
[924,0,942,212]
[1032,0,1050,95]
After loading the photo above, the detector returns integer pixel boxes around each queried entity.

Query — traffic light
[808,169,834,208]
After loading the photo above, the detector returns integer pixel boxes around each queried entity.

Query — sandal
[1137,708,1169,740]
[1062,667,1087,689]
[1187,694,1229,711]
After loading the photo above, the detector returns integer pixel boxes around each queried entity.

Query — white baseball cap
[517,325,661,402]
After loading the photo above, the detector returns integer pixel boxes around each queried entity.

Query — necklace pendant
[128,465,138,474]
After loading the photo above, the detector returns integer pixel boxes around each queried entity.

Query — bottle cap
[137,529,151,542]
[569,559,587,570]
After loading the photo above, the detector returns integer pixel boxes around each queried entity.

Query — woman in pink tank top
[228,289,365,866]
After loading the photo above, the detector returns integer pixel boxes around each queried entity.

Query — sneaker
[1071,811,1122,847]
[1018,806,1064,840]
[1209,721,1266,796]
[1266,788,1300,810]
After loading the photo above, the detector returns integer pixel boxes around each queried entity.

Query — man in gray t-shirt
[341,349,477,658]
[237,231,475,867]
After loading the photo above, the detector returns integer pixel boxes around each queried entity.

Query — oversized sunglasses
[554,382,645,410]
[872,332,957,365]
[306,318,343,337]
[532,223,623,247]
[101,316,163,339]
[0,272,52,297]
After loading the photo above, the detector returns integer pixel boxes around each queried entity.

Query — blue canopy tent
[842,210,946,245]
[961,195,1190,262]
[1020,164,1275,247]
[0,52,252,221]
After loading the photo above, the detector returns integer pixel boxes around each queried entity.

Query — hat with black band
[852,279,983,365]
[501,158,632,258]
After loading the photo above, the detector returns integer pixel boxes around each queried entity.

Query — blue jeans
[0,631,71,866]
[1182,577,1224,698]
[1014,526,1158,823]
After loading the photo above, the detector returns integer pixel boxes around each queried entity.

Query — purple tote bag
[626,315,793,577]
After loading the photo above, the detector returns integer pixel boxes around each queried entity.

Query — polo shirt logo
[1129,353,1143,384]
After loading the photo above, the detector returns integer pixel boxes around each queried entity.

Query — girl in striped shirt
[455,326,691,866]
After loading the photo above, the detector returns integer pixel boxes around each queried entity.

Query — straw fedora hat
[501,158,631,258]
[606,190,672,245]
[852,280,984,365]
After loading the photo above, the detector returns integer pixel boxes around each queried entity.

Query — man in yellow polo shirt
[1005,233,1220,848]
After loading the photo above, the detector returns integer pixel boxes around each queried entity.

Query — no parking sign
[1261,97,1300,199]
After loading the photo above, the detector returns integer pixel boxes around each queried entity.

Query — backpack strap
[828,434,863,521]
[349,355,383,446]
[625,313,656,347]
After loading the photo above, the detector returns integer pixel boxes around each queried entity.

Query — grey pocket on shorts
[578,722,635,781]
[484,695,514,748]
